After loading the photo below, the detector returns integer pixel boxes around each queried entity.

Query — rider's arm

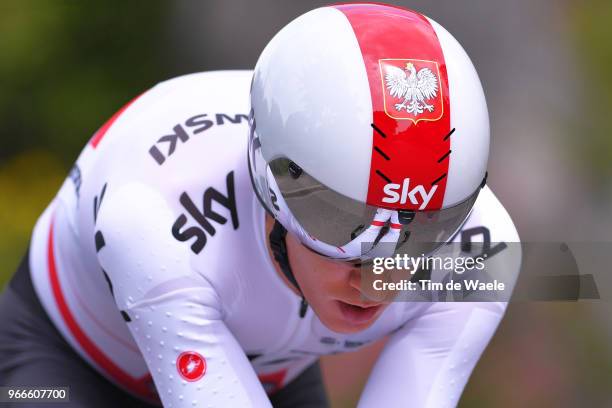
[95,182,271,407]
[357,301,505,408]
[358,187,521,408]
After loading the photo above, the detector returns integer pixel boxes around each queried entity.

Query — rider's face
[265,216,390,334]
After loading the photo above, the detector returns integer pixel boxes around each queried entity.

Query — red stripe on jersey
[258,369,287,395]
[47,218,158,402]
[334,4,451,210]
[89,94,142,148]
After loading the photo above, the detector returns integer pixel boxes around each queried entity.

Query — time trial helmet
[248,3,489,261]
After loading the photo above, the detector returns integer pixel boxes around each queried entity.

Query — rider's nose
[348,268,362,292]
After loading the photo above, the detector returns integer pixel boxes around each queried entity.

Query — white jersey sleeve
[357,186,521,408]
[96,182,272,407]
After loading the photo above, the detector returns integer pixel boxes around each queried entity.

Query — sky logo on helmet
[379,59,444,123]
[382,178,438,210]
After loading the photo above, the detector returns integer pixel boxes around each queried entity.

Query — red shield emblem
[379,59,444,124]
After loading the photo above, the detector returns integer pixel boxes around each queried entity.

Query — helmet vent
[288,161,303,179]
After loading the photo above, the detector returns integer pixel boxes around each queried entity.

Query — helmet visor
[270,158,479,259]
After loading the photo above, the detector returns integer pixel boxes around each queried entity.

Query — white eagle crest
[384,62,438,116]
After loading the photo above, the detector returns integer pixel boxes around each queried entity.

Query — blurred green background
[1,1,611,407]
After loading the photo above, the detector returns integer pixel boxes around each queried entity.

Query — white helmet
[248,3,489,261]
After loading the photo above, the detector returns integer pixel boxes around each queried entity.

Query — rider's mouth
[336,300,382,325]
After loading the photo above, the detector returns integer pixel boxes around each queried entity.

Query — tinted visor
[271,158,479,258]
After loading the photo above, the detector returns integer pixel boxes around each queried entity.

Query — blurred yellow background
[1,1,611,407]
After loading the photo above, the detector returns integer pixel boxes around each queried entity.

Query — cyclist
[0,4,520,407]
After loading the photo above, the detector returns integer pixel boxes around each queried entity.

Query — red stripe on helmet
[334,4,451,210]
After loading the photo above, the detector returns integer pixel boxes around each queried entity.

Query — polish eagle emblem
[384,62,439,116]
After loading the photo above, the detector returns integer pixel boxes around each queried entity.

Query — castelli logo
[176,351,207,382]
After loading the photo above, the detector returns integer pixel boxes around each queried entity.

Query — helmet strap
[269,220,309,318]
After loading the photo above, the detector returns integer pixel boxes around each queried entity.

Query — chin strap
[269,220,309,318]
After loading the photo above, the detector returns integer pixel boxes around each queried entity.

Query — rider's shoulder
[113,70,254,129]
[85,70,253,171]
[457,185,521,244]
